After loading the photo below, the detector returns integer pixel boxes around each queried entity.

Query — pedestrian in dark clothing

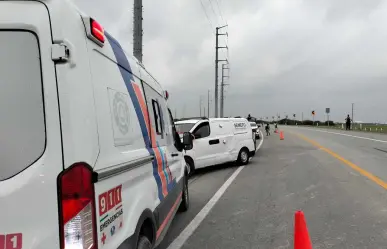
[345,114,351,130]
[265,123,271,136]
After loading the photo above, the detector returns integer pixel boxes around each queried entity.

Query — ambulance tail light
[83,17,105,47]
[91,19,105,44]
[58,163,97,249]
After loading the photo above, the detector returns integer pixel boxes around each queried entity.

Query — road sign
[312,110,315,116]
[326,108,330,114]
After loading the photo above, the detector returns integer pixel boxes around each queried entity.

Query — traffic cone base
[294,211,313,249]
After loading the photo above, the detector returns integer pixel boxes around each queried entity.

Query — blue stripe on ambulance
[105,32,165,201]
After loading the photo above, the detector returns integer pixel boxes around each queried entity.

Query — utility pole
[220,64,230,118]
[133,0,143,62]
[215,25,228,118]
[207,89,210,118]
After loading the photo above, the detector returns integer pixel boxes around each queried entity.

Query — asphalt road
[157,127,387,249]
[156,162,241,249]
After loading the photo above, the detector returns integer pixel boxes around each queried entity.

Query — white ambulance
[0,1,193,249]
[175,118,255,174]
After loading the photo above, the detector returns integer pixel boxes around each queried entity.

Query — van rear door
[0,2,63,249]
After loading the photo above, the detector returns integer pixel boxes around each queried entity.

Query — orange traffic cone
[294,211,313,249]
[280,131,284,140]
[274,129,278,133]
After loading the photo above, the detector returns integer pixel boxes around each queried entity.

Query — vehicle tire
[185,158,195,177]
[179,173,189,212]
[137,236,152,249]
[237,148,250,165]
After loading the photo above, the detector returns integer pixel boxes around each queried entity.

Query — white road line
[255,130,264,152]
[167,130,264,249]
[301,128,387,143]
[167,166,244,249]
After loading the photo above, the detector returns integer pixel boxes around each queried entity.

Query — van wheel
[179,173,189,212]
[238,149,250,165]
[137,236,152,249]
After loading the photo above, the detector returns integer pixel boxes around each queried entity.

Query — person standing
[265,123,271,136]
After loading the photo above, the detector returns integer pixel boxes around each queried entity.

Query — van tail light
[58,163,97,249]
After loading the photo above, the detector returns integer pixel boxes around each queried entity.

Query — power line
[214,0,226,25]
[208,0,220,27]
[199,0,215,34]
[212,0,228,49]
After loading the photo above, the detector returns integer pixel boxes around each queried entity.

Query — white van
[0,1,193,249]
[175,118,255,173]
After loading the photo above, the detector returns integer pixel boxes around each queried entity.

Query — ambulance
[0,1,193,248]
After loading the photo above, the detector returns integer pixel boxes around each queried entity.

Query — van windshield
[0,31,45,181]
[175,123,195,134]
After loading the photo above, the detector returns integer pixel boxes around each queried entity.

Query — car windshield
[175,123,195,134]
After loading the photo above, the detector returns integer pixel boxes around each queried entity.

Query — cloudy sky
[74,0,387,123]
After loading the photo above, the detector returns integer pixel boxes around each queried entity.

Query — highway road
[157,127,387,249]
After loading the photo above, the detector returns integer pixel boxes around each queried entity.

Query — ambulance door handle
[171,153,179,157]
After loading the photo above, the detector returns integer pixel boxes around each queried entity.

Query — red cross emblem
[101,233,107,245]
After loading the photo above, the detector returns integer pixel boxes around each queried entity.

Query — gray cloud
[72,0,387,123]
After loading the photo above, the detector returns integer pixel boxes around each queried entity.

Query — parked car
[175,118,256,174]
[249,121,261,139]
[0,1,193,248]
